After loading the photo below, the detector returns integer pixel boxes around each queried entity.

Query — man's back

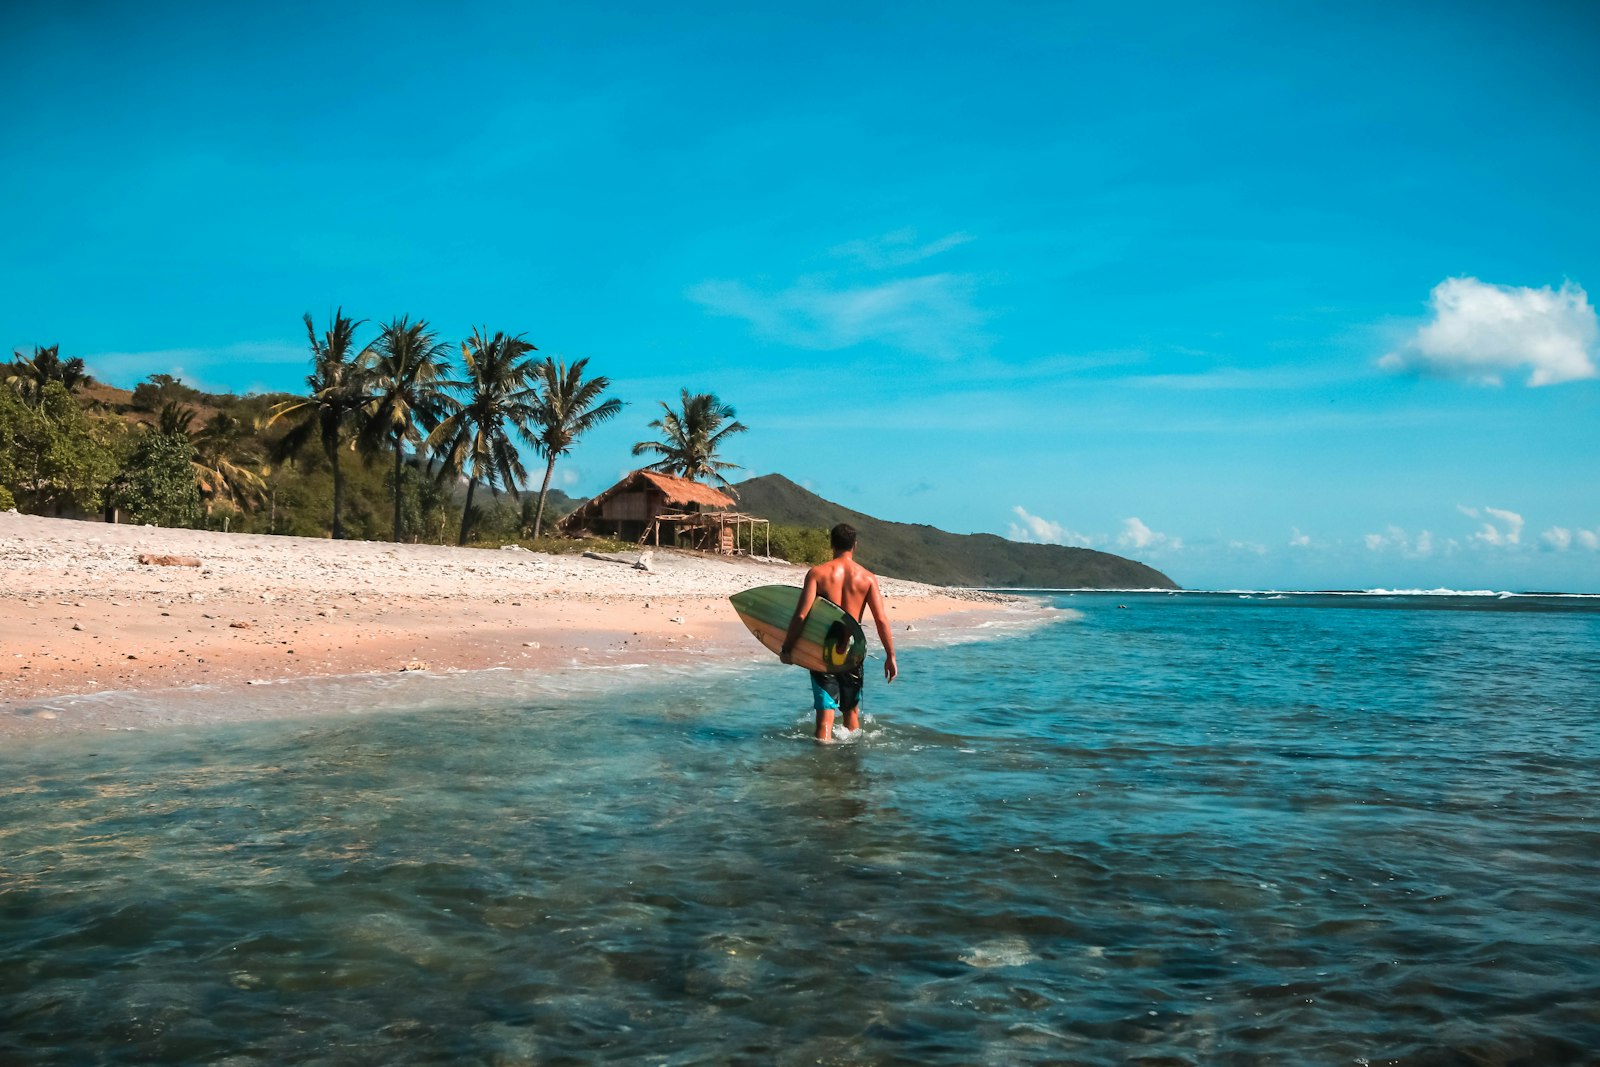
[806,556,878,621]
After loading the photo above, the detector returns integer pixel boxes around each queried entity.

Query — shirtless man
[779,523,899,741]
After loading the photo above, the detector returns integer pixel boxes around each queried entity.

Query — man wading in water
[779,523,899,741]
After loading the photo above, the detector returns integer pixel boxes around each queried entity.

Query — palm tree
[6,345,94,404]
[156,401,196,437]
[431,328,540,545]
[527,356,622,537]
[192,411,267,524]
[269,310,372,539]
[631,390,748,491]
[361,316,454,542]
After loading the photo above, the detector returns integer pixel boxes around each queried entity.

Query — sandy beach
[1,512,1017,735]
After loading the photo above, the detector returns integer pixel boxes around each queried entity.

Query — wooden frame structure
[644,510,770,555]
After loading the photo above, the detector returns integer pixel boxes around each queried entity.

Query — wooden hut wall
[600,491,656,522]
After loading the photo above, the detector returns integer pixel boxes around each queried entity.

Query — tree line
[1,314,750,547]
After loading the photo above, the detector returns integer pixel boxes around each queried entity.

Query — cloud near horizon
[1006,508,1183,553]
[1542,525,1600,551]
[1363,525,1450,557]
[1007,506,1096,547]
[1118,517,1181,552]
[1380,277,1599,386]
[1458,504,1524,546]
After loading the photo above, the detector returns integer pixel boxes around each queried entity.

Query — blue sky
[5,1,1598,590]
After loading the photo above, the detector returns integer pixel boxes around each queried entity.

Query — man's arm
[779,571,819,664]
[865,576,898,683]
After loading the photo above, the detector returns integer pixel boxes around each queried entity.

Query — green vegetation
[432,329,541,545]
[528,357,622,537]
[269,310,373,540]
[765,523,832,565]
[112,431,201,527]
[631,390,747,490]
[1,327,609,548]
[0,381,117,515]
[733,473,1179,589]
[362,316,454,543]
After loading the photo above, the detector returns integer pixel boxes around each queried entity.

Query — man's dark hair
[830,523,857,553]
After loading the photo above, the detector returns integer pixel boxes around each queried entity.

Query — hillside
[731,474,1179,589]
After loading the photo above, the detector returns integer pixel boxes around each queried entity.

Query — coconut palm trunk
[459,476,478,546]
[330,443,346,540]
[392,430,406,542]
[533,455,557,538]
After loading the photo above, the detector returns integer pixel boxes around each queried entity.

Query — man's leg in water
[810,672,841,742]
[841,705,860,732]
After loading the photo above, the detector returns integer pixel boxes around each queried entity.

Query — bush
[111,432,200,527]
[766,524,831,565]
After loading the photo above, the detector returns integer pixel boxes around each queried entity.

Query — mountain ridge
[731,474,1179,589]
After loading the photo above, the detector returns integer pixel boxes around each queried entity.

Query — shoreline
[1,512,1035,737]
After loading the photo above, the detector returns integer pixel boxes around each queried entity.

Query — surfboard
[729,584,867,675]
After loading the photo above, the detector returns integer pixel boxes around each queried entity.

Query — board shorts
[810,667,864,713]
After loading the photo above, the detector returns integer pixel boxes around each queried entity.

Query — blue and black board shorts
[810,666,864,713]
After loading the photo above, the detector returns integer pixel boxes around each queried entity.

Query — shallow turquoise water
[4,592,1599,1065]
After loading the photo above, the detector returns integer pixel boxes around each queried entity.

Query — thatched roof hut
[559,470,768,553]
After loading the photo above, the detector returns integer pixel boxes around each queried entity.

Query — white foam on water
[960,937,1040,968]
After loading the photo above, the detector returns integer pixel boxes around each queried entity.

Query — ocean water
[3,591,1599,1066]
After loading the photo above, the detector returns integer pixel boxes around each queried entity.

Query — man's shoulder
[848,559,879,583]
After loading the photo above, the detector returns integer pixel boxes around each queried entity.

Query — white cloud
[1007,506,1095,547]
[1229,540,1267,555]
[689,273,986,359]
[1544,525,1600,551]
[1119,517,1181,551]
[1380,276,1599,386]
[1459,504,1524,546]
[830,229,973,270]
[559,467,581,489]
[1288,527,1312,548]
[1364,525,1439,557]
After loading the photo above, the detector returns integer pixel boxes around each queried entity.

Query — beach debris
[905,623,915,631]
[634,550,654,572]
[230,621,251,629]
[137,553,201,568]
[670,616,684,624]
[522,641,541,649]
[499,544,525,551]
[399,661,429,672]
[582,550,645,567]
[72,623,83,631]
